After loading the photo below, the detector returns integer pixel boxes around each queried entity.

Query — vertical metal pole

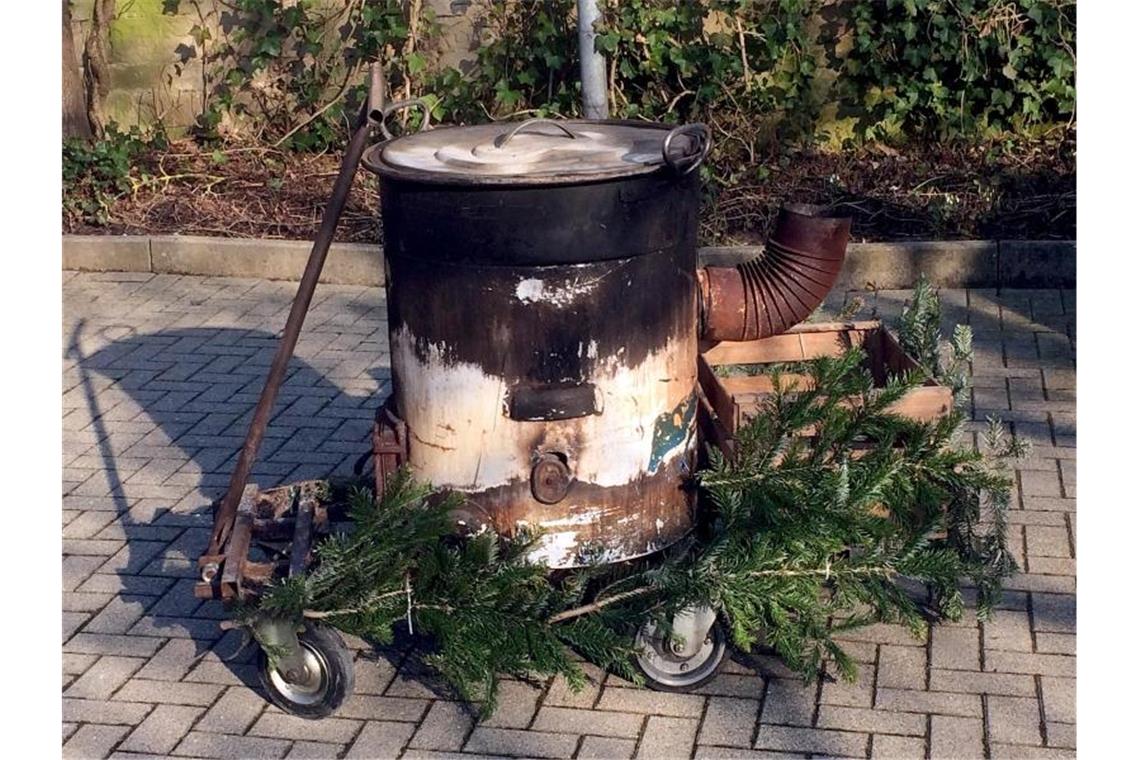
[577,0,609,119]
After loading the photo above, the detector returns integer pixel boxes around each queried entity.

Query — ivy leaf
[406,52,427,75]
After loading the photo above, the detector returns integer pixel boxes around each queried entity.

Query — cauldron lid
[365,119,695,185]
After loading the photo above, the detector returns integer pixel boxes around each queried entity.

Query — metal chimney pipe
[577,0,609,119]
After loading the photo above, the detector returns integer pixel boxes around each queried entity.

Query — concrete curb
[63,234,1075,289]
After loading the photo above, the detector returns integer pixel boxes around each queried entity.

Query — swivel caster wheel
[634,613,727,692]
[257,622,354,719]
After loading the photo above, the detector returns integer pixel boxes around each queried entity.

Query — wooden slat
[885,386,953,422]
[879,327,922,376]
[785,320,882,334]
[702,333,804,366]
[697,355,738,434]
[696,390,735,459]
[289,493,316,577]
[221,484,258,590]
[719,373,816,398]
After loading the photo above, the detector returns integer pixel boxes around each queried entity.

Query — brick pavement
[62,271,1076,759]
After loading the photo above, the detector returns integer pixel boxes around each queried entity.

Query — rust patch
[460,456,697,568]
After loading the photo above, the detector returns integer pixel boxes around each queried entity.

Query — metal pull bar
[662,123,711,176]
[497,118,577,147]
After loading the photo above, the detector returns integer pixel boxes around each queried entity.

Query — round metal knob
[531,453,572,504]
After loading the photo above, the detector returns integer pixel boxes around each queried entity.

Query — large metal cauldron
[363,119,712,568]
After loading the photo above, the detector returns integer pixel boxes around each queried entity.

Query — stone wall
[67,0,486,132]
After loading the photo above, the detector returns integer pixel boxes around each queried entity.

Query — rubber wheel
[634,618,727,692]
[257,623,354,719]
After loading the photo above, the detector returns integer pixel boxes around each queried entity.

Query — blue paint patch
[648,392,697,473]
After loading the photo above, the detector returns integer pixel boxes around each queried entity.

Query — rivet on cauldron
[531,452,572,504]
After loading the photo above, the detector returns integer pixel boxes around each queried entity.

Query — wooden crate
[697,320,953,457]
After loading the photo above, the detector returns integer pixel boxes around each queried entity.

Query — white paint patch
[392,326,696,492]
[515,278,545,303]
[539,510,604,528]
[529,530,580,566]
[389,325,519,489]
[514,275,600,308]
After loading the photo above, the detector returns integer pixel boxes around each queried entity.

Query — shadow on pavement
[66,319,403,695]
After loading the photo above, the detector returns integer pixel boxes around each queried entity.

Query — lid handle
[496,118,577,148]
[662,123,711,176]
[374,98,432,141]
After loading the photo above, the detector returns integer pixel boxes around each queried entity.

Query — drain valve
[531,452,572,504]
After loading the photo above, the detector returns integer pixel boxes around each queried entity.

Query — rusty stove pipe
[698,204,851,343]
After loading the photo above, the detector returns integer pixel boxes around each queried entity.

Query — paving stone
[1035,633,1076,656]
[758,678,816,726]
[64,655,144,701]
[1032,593,1076,635]
[931,625,981,671]
[1026,556,1076,576]
[194,685,267,734]
[481,680,541,728]
[464,727,579,758]
[64,724,131,759]
[596,687,705,718]
[1004,573,1075,594]
[345,721,416,759]
[1020,470,1063,498]
[817,705,926,736]
[408,701,475,752]
[82,595,151,635]
[63,698,154,726]
[337,694,429,722]
[697,698,759,747]
[820,663,874,707]
[286,741,346,759]
[134,638,206,681]
[985,651,1074,677]
[64,555,108,591]
[871,734,926,759]
[985,609,1035,652]
[636,716,699,759]
[928,669,1037,697]
[1040,676,1075,724]
[1046,722,1076,749]
[694,748,805,759]
[174,731,291,759]
[63,652,99,676]
[931,714,985,759]
[877,645,927,690]
[250,713,363,744]
[353,653,399,695]
[530,705,644,738]
[753,725,869,756]
[875,687,982,717]
[115,679,224,707]
[64,612,91,641]
[1025,525,1072,558]
[120,704,205,755]
[694,673,766,698]
[579,735,637,759]
[987,695,1045,746]
[544,664,605,708]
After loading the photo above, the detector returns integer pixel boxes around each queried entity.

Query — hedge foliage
[187,0,1075,155]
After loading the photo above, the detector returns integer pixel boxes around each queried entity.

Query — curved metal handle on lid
[496,118,577,147]
[662,123,711,176]
[373,98,432,141]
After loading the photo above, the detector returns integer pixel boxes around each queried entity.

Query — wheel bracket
[252,616,309,680]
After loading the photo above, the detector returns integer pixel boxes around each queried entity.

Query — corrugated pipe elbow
[698,204,851,342]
